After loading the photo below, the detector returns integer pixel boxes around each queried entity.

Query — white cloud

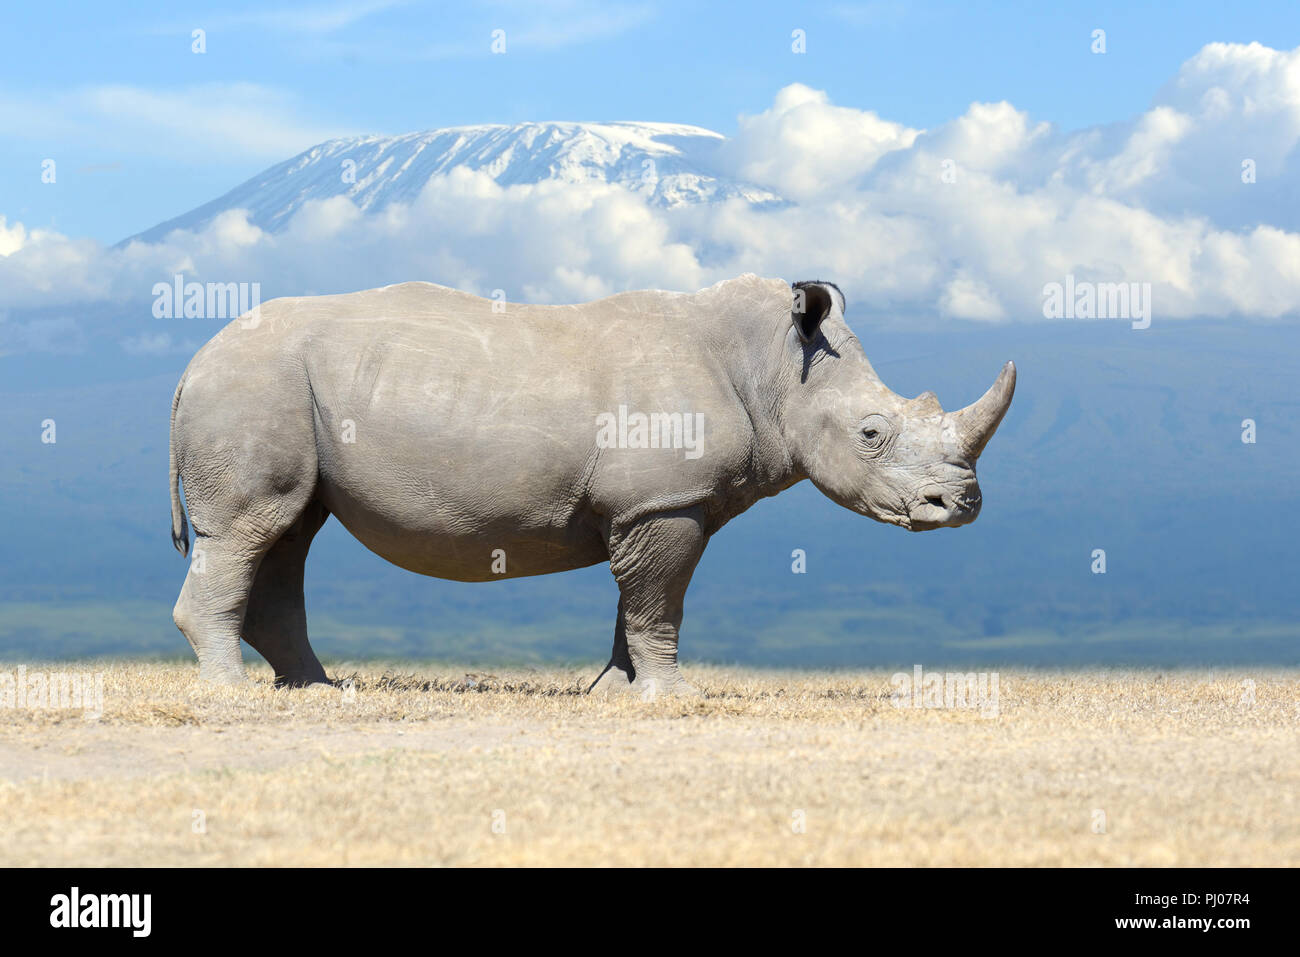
[3,40,1300,348]
[939,274,1006,321]
[0,216,26,256]
[722,83,919,200]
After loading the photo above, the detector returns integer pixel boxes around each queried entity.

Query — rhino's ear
[791,281,844,343]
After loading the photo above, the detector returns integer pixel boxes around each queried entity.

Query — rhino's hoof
[196,666,248,686]
[273,674,332,690]
[588,669,702,700]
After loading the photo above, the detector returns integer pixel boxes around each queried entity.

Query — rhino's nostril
[924,493,946,509]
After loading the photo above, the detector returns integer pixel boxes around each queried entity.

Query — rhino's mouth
[902,484,982,531]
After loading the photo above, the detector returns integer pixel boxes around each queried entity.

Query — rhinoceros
[168,274,1014,694]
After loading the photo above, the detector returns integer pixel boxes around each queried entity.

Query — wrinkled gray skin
[169,274,1014,695]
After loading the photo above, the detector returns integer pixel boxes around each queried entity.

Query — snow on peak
[126,121,783,244]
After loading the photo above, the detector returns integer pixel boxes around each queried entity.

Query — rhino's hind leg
[589,508,706,699]
[173,536,263,685]
[171,369,319,685]
[242,499,330,687]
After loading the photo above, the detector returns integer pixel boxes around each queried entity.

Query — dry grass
[1,661,1298,866]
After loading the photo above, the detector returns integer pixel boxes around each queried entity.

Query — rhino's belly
[313,472,608,582]
[303,333,615,580]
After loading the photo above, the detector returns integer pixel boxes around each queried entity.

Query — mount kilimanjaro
[125,121,783,245]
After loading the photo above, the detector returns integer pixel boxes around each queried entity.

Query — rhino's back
[293,281,729,448]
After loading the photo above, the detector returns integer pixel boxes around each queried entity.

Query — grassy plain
[2,662,1297,866]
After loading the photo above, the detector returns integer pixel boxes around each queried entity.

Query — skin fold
[169,274,1014,694]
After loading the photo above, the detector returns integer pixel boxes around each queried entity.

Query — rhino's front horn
[952,361,1016,458]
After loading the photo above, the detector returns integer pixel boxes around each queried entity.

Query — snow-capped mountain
[125,121,783,244]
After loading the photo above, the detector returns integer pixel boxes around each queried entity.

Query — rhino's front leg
[589,507,707,698]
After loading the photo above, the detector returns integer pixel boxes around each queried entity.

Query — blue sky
[3,0,1298,241]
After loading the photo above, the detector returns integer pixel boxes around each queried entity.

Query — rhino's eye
[858,414,891,454]
[860,426,887,451]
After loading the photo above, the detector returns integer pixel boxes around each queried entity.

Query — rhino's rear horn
[952,361,1016,457]
[909,390,942,414]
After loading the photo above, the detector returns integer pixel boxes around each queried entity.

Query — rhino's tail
[169,374,190,557]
